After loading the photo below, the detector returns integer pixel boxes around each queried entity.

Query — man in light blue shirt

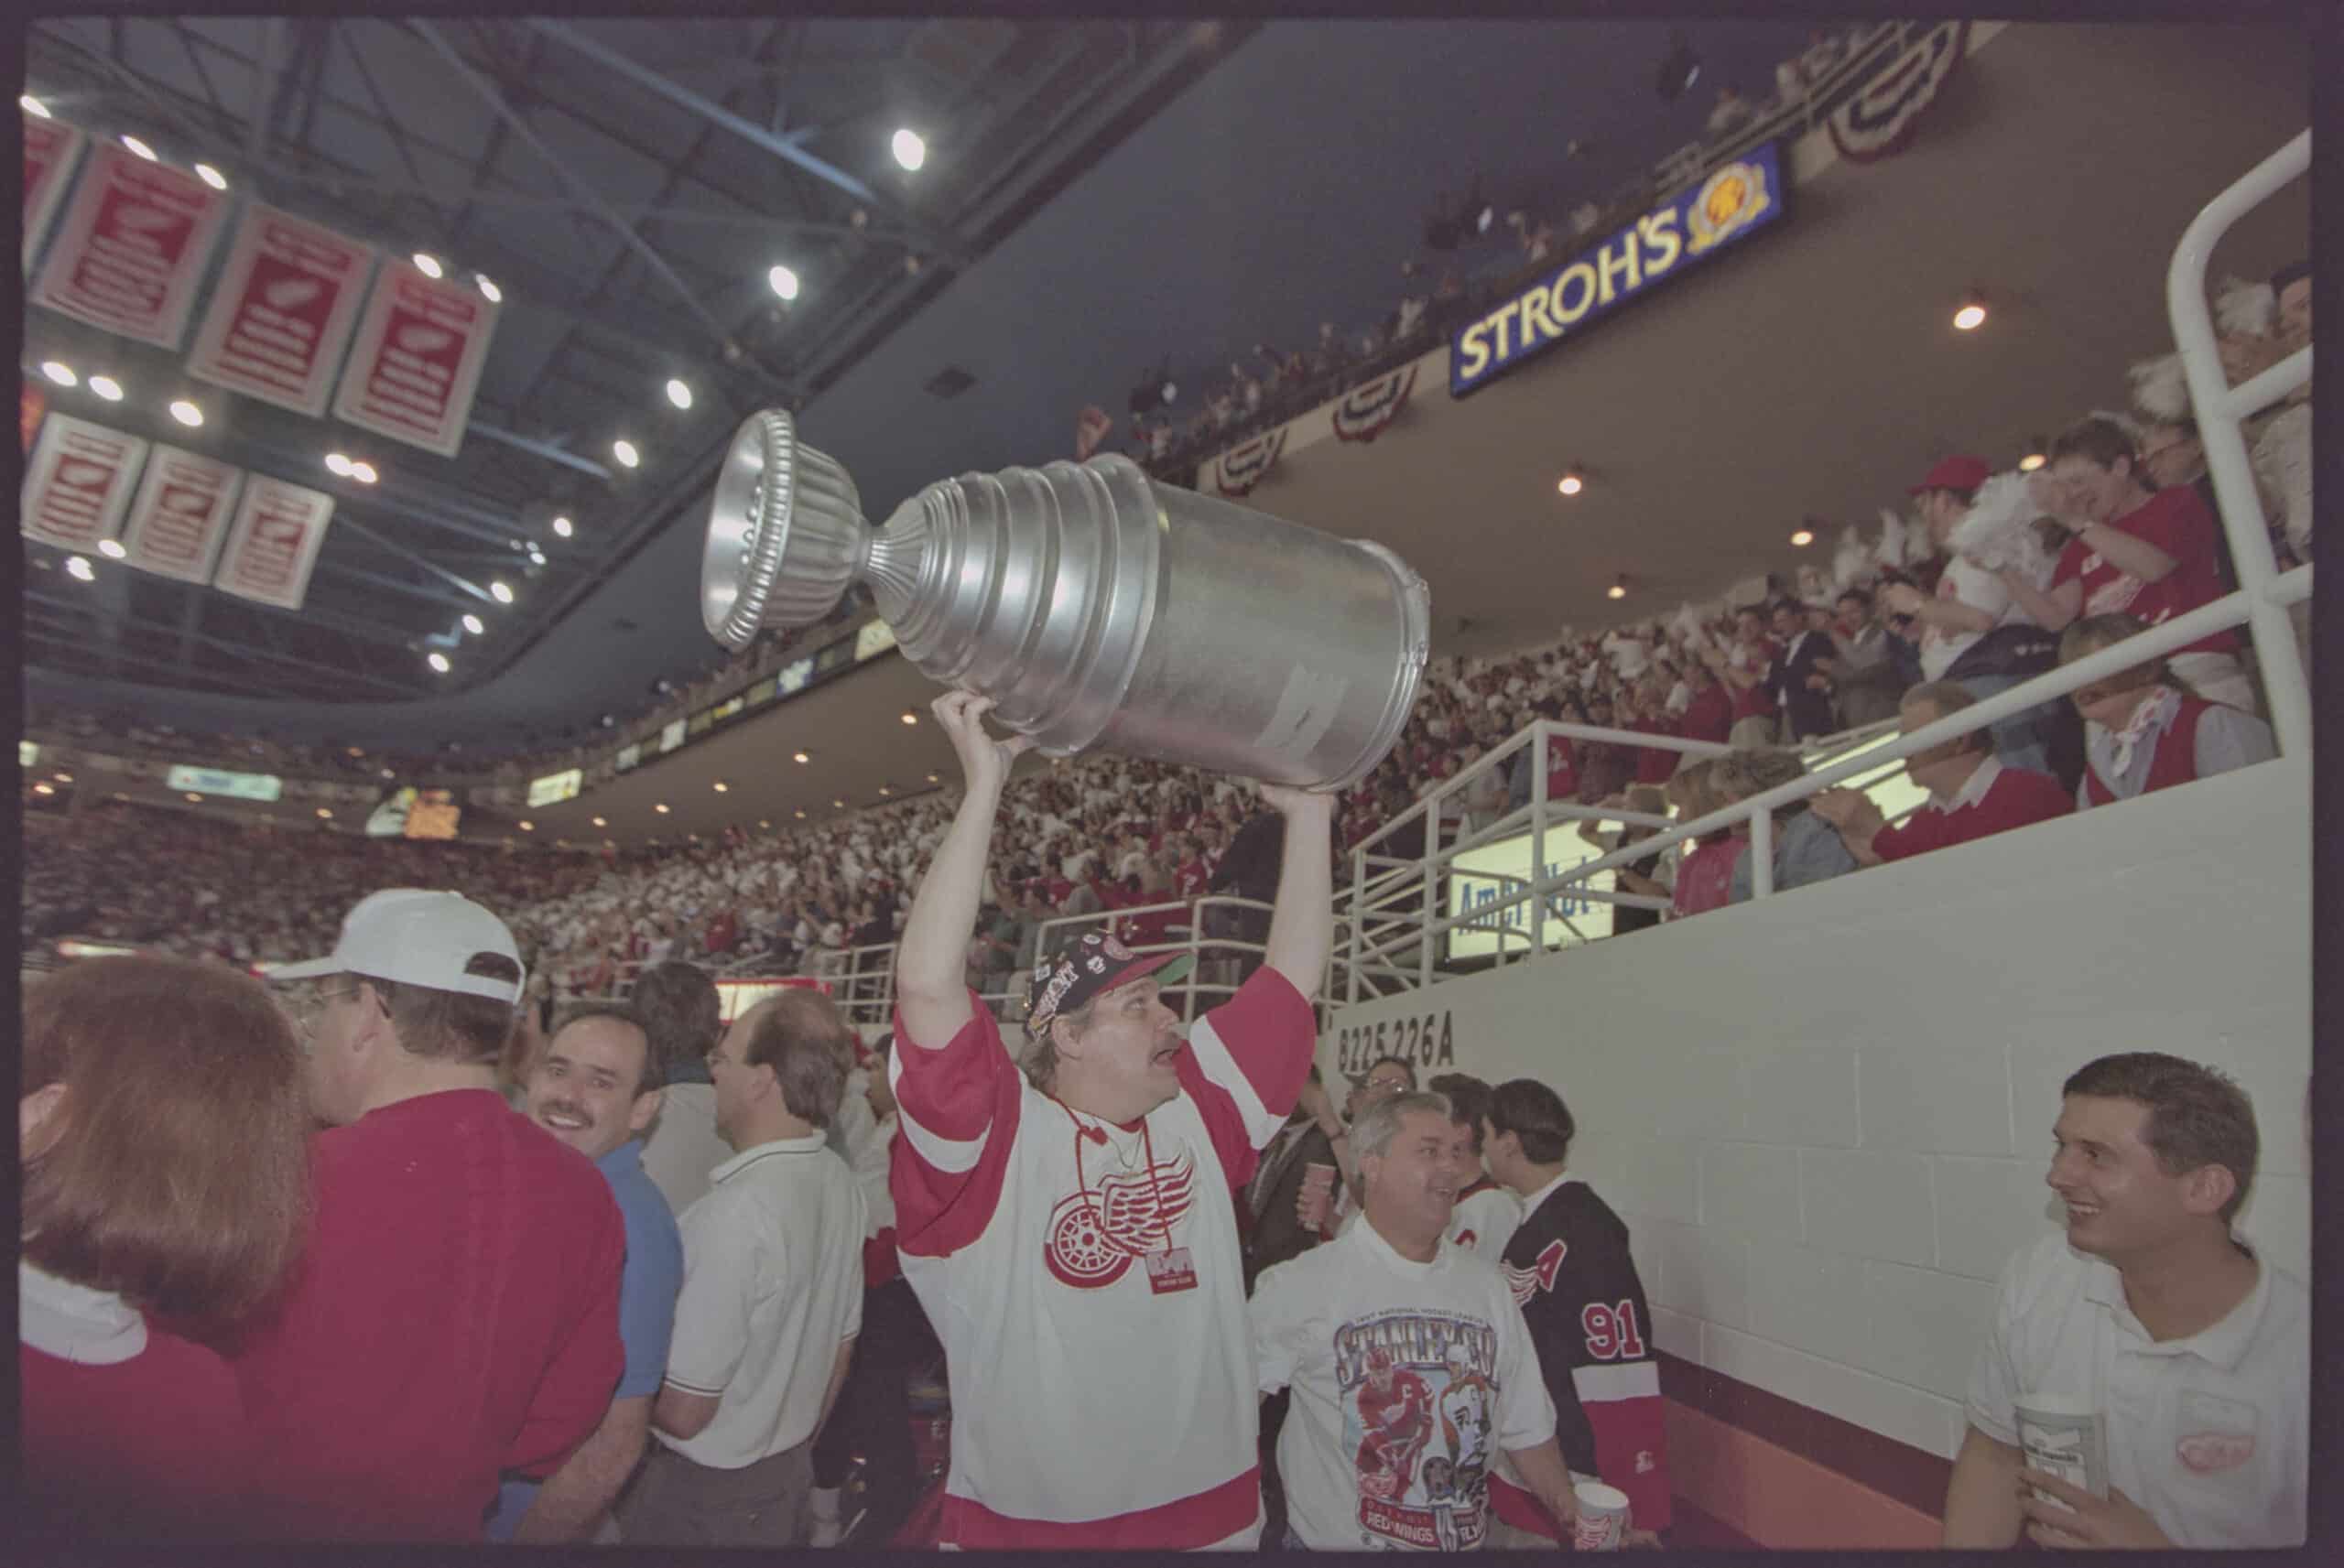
[489,1004,686,1543]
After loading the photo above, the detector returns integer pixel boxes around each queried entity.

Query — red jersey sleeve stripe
[1185,968,1314,1149]
[889,995,1007,1145]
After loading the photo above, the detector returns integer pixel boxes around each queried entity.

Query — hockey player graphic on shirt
[1352,1346,1435,1502]
[1334,1314,1503,1549]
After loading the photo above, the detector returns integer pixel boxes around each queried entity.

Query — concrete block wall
[1319,757,2310,1471]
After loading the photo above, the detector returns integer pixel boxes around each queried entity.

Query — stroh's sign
[332,257,500,457]
[32,142,230,349]
[189,204,377,416]
[118,444,245,583]
[20,414,148,551]
[213,474,335,611]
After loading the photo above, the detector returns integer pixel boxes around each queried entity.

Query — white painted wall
[1319,757,2311,1465]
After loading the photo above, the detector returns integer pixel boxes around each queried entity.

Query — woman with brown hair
[19,955,313,1541]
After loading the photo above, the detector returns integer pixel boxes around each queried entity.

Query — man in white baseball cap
[232,890,629,1541]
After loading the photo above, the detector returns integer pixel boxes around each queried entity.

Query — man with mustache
[495,1004,684,1542]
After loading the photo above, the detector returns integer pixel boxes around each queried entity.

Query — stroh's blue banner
[1449,141,1788,398]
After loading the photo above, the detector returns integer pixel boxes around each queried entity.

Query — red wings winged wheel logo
[1043,1152,1197,1288]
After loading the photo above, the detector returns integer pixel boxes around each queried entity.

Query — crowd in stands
[1114,23,1879,481]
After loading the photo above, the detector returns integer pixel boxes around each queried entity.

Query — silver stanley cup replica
[700,410,1430,791]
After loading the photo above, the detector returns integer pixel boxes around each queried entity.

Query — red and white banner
[21,414,149,551]
[117,444,244,584]
[23,112,85,270]
[1331,364,1418,444]
[188,203,376,417]
[31,143,230,349]
[332,257,500,457]
[213,474,335,611]
[1829,21,1969,164]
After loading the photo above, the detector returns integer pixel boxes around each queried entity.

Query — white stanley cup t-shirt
[888,966,1316,1550]
[1252,1219,1557,1551]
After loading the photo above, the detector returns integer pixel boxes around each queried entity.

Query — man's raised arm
[1257,784,1336,1000]
[895,691,1032,1047]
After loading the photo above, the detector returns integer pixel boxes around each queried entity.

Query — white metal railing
[1335,136,2312,1003]
[2167,130,2312,757]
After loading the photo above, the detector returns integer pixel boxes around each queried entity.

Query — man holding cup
[887,692,1334,1549]
[1944,1053,2306,1548]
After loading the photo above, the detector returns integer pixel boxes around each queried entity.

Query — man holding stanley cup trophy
[698,407,1428,1545]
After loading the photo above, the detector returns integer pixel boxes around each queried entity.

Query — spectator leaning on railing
[2056,614,2275,810]
[1809,681,2071,868]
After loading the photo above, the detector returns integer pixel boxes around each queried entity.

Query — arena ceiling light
[793,751,810,764]
[832,797,845,809]
[21,94,50,118]
[892,127,927,171]
[591,815,607,827]
[98,539,126,558]
[168,399,203,427]
[518,820,534,832]
[427,651,450,673]
[350,460,378,484]
[900,710,918,725]
[613,438,640,468]
[654,803,670,814]
[412,253,445,279]
[1953,291,1988,331]
[41,361,77,387]
[2018,443,2048,472]
[316,807,333,819]
[552,514,574,538]
[461,612,484,634]
[121,134,157,161]
[325,452,354,477]
[88,374,124,402]
[768,264,800,301]
[1607,576,1629,600]
[712,781,729,793]
[1790,527,1815,547]
[193,163,228,191]
[666,379,693,410]
[1557,464,1585,497]
[490,579,515,603]
[65,555,94,581]
[474,274,502,303]
[928,772,941,784]
[795,808,808,819]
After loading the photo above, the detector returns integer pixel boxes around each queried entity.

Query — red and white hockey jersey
[1487,1174,1671,1535]
[1447,1178,1523,1259]
[887,968,1315,1549]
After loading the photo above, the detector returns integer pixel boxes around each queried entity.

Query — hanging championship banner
[1828,22,1969,164]
[1214,427,1287,498]
[331,256,500,457]
[117,444,244,584]
[23,112,85,270]
[31,143,230,350]
[213,474,334,611]
[20,414,148,551]
[188,203,376,417]
[1331,364,1418,444]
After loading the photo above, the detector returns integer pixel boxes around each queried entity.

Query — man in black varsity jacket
[1479,1079,1670,1545]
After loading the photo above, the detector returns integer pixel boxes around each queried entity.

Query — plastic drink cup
[1570,1479,1632,1550]
[2014,1392,2109,1504]
[1298,1162,1338,1233]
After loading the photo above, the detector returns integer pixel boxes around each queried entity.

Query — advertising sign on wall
[166,764,284,803]
[1449,140,1788,397]
[527,767,584,807]
[188,203,376,416]
[31,143,230,349]
[20,414,148,551]
[331,256,500,457]
[116,443,244,583]
[212,473,334,611]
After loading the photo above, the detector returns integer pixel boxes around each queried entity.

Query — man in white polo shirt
[888,692,1333,1549]
[618,989,866,1547]
[1944,1052,2306,1549]
[1251,1093,1582,1551]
